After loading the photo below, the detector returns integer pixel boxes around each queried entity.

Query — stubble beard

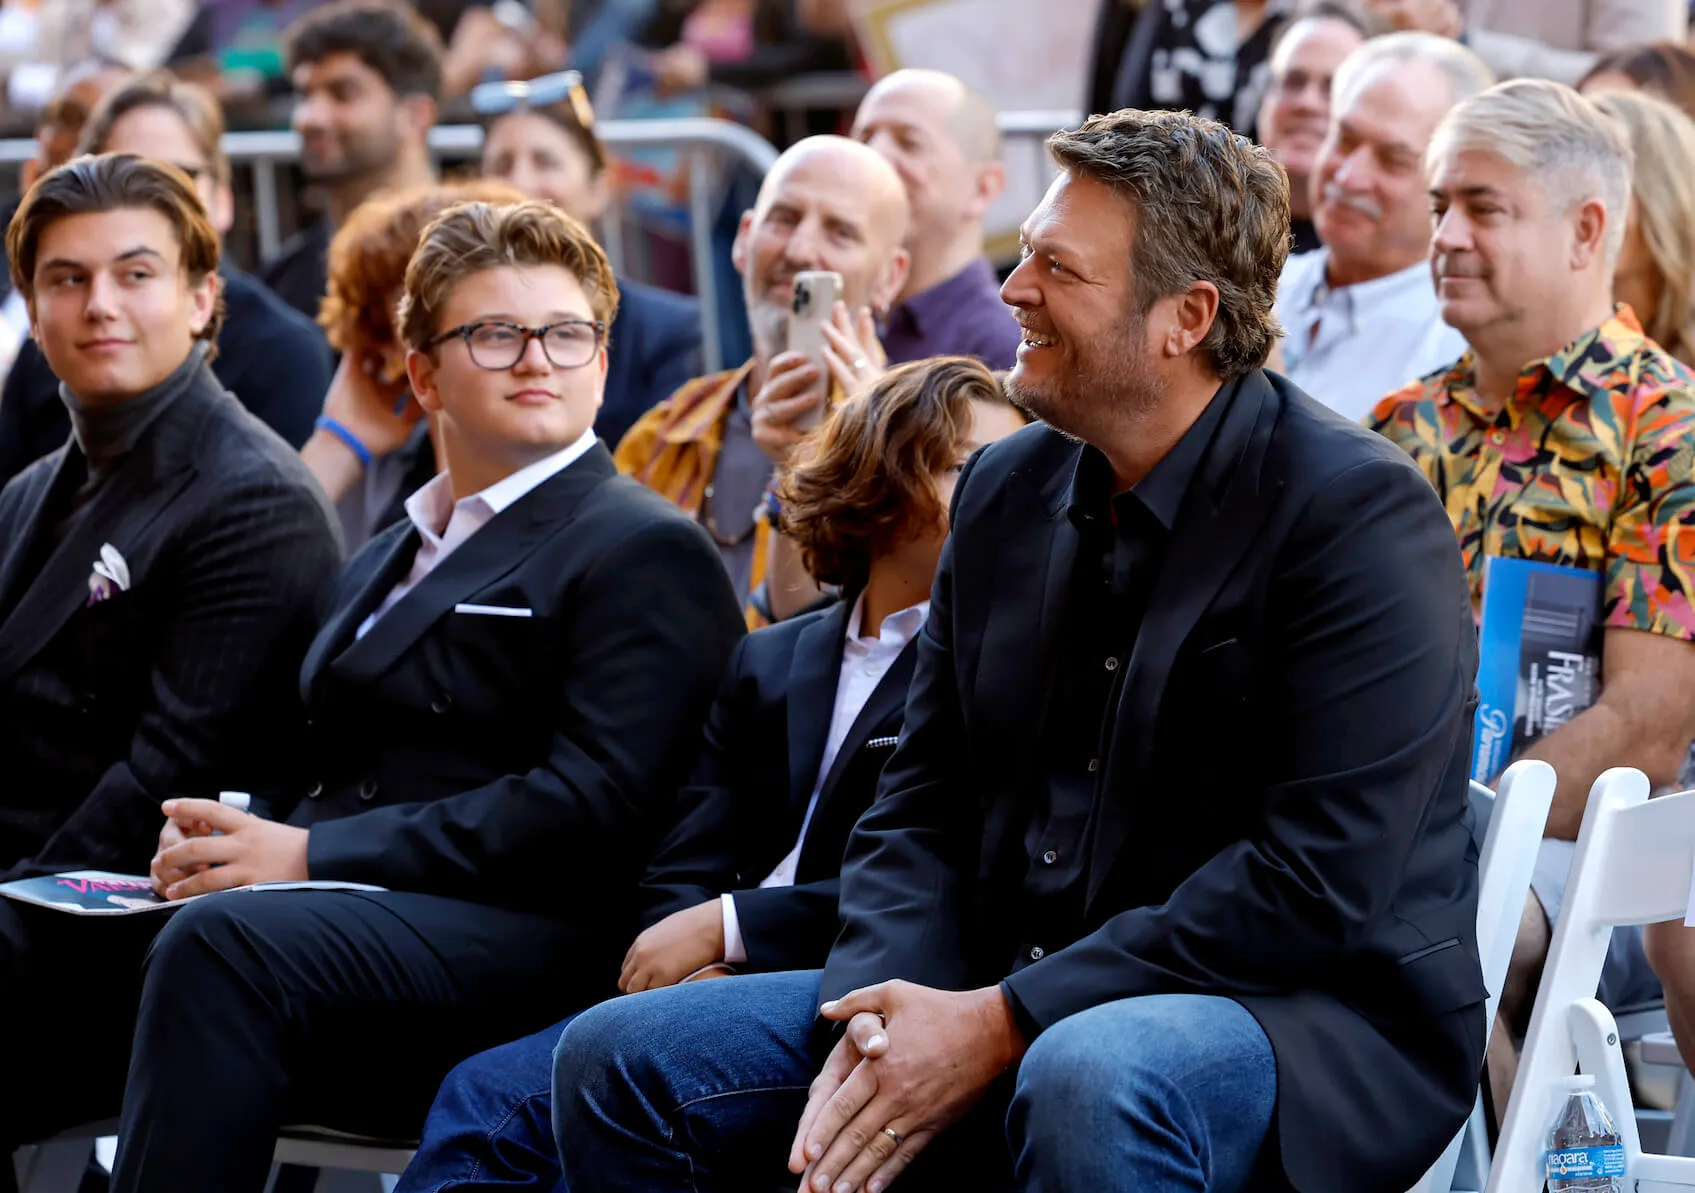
[1006,309,1168,444]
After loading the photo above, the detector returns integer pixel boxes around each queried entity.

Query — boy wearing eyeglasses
[106,198,746,1193]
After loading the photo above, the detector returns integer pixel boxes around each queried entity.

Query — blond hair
[399,199,619,352]
[1429,79,1634,266]
[1591,90,1695,366]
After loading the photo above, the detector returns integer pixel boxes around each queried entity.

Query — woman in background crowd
[475,70,703,447]
[1579,40,1695,116]
[1585,89,1695,368]
[301,177,527,549]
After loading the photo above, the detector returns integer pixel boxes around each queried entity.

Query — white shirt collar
[844,590,931,648]
[1298,250,1435,314]
[403,426,598,541]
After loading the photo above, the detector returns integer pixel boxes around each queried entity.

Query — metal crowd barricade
[0,111,1080,374]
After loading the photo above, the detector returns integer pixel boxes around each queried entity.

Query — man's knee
[1010,996,1275,1169]
[553,995,645,1105]
[143,894,267,987]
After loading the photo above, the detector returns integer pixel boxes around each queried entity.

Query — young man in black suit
[108,198,745,1193]
[0,72,333,486]
[0,154,342,1170]
[551,109,1485,1193]
[390,356,1026,1192]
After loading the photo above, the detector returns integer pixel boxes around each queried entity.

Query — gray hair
[1428,78,1634,266]
[1331,30,1494,112]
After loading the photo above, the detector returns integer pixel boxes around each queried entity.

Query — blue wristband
[315,415,372,468]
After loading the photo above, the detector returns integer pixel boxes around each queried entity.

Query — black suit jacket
[640,597,916,971]
[820,370,1485,1193]
[599,278,702,450]
[288,444,746,945]
[0,364,342,878]
[0,265,333,486]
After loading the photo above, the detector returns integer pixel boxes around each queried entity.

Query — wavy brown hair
[319,178,527,376]
[778,356,1021,590]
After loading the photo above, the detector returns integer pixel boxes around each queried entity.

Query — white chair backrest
[1407,761,1554,1193]
[1486,769,1695,1193]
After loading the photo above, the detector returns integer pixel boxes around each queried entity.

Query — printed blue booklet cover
[0,871,385,915]
[1473,556,1602,784]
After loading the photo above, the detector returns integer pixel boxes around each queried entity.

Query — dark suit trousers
[108,890,608,1193]
[0,902,161,1158]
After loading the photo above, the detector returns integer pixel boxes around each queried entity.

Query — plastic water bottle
[1545,1074,1626,1192]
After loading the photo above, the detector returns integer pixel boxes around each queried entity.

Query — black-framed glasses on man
[423,319,606,371]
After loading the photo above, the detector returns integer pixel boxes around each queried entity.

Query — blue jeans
[552,970,1279,1192]
[396,1019,575,1192]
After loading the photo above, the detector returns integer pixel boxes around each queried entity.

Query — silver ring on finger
[853,357,869,370]
[882,1127,903,1147]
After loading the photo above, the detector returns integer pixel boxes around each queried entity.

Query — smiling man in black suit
[0,153,341,1177]
[108,197,745,1193]
[550,109,1485,1193]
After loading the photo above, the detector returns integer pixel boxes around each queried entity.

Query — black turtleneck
[43,343,210,547]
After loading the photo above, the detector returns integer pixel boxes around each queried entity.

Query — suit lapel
[328,446,617,686]
[0,379,215,687]
[298,523,419,702]
[0,448,75,623]
[1085,372,1283,911]
[813,634,917,809]
[974,463,1079,790]
[785,598,851,812]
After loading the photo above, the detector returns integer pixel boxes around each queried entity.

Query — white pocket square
[87,542,131,605]
[453,603,534,618]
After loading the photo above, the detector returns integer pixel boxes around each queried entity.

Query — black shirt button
[1043,850,1058,865]
[358,778,379,802]
[431,693,452,715]
[1105,657,1119,671]
[306,782,323,800]
[1030,946,1045,961]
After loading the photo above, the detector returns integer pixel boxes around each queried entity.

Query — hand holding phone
[787,271,843,432]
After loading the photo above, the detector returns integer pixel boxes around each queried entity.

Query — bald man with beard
[612,134,910,614]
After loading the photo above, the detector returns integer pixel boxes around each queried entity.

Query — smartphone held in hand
[788,270,842,431]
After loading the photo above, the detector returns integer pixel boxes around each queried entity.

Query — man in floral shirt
[1370,78,1695,1112]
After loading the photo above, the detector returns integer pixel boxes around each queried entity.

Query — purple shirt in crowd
[881,257,1021,371]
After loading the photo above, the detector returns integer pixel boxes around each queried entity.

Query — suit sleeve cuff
[722,892,747,964]
[1000,978,1044,1045]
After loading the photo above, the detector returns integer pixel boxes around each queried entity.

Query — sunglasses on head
[470,70,595,131]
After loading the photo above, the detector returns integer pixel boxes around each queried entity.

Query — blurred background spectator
[1255,3,1368,253]
[0,0,196,119]
[1362,0,1685,84]
[1579,38,1695,116]
[1586,89,1695,367]
[260,0,443,320]
[1087,0,1291,136]
[474,69,703,445]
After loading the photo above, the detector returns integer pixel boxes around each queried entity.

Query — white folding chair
[15,1123,412,1193]
[1405,760,1555,1193]
[1486,768,1695,1193]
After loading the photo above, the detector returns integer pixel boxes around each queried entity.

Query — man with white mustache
[1272,32,1490,420]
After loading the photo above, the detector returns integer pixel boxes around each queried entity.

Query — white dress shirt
[356,428,598,639]
[720,594,929,964]
[1274,249,1468,423]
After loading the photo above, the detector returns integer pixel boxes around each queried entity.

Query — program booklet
[0,871,385,916]
[1472,556,1603,784]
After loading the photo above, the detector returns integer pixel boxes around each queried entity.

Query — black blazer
[599,278,702,450]
[0,265,333,486]
[287,443,746,942]
[640,596,917,972]
[820,370,1485,1193]
[0,364,342,878]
